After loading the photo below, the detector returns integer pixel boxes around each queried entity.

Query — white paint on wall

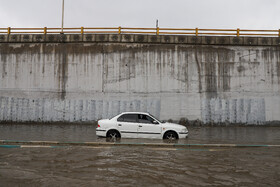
[202,98,266,124]
[0,96,161,122]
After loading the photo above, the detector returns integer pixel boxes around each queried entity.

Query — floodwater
[0,124,280,186]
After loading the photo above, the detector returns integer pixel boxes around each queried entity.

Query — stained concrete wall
[0,34,280,124]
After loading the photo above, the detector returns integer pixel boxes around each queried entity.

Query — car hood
[161,122,187,129]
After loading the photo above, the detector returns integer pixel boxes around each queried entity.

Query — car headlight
[180,128,188,133]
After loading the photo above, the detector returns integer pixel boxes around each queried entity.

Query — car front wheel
[163,131,178,140]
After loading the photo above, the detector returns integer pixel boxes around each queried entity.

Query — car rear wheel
[106,130,121,140]
[163,131,178,140]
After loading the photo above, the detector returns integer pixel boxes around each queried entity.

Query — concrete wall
[0,34,280,124]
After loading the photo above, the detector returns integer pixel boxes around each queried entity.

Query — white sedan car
[96,112,188,140]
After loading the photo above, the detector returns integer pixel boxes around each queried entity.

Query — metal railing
[0,27,280,37]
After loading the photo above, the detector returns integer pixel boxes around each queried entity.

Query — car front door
[137,114,162,139]
[117,114,139,138]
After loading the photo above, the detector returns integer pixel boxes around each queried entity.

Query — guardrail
[0,27,280,37]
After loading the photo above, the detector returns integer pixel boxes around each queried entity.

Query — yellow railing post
[195,28,198,36]
[7,27,11,35]
[156,27,159,35]
[237,28,240,37]
[118,26,121,34]
[44,27,47,34]
[81,27,84,34]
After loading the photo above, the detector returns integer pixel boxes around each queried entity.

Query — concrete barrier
[0,34,280,124]
[1,34,280,46]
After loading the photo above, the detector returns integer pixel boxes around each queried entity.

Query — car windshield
[110,113,165,123]
[149,114,165,123]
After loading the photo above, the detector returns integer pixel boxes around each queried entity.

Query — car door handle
[118,124,122,126]
[139,125,142,127]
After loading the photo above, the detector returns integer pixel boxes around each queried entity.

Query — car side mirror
[153,120,159,124]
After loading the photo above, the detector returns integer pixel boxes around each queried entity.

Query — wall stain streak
[57,44,68,99]
[194,46,202,93]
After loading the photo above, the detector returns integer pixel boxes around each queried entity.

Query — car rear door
[117,114,139,138]
[137,114,162,139]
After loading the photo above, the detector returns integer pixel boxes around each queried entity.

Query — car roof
[120,112,150,115]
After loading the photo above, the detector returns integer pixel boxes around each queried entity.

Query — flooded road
[1,124,280,186]
[1,124,280,144]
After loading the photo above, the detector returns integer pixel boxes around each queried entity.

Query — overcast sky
[0,0,279,29]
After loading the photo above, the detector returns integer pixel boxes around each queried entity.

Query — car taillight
[97,124,100,128]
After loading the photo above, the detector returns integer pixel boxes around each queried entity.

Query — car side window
[117,114,138,123]
[117,115,124,122]
[138,114,155,124]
